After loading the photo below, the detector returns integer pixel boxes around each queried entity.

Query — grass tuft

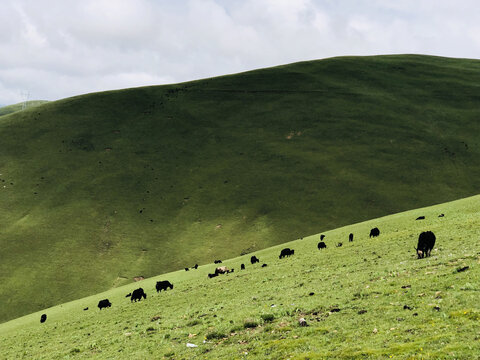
[244,320,259,329]
[260,314,275,322]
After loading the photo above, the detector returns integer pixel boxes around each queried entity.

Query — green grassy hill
[1,54,480,323]
[0,100,48,117]
[1,194,479,359]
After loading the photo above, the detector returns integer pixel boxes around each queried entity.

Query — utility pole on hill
[21,91,30,110]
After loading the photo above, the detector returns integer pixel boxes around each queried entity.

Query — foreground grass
[1,194,479,359]
[2,54,480,322]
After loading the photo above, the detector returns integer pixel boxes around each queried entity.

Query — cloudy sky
[1,0,479,105]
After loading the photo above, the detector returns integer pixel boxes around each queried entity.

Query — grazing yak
[156,280,174,292]
[349,233,354,242]
[320,234,325,240]
[262,263,268,267]
[279,248,294,259]
[317,241,327,249]
[208,273,218,278]
[40,314,47,323]
[214,260,222,264]
[184,268,189,271]
[336,242,343,247]
[215,266,233,275]
[415,231,436,259]
[130,288,147,302]
[98,299,112,310]
[241,263,245,270]
[369,227,380,238]
[193,264,198,269]
[250,256,259,264]
[416,216,425,220]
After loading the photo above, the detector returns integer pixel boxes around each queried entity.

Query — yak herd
[41,216,439,322]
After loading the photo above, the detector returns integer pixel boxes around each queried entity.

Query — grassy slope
[1,194,479,359]
[1,54,480,322]
[0,100,48,117]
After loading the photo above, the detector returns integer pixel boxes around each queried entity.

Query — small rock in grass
[373,328,378,334]
[186,343,198,348]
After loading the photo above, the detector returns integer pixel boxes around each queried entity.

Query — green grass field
[1,54,480,322]
[1,194,479,359]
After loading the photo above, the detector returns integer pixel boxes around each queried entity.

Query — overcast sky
[1,0,479,105]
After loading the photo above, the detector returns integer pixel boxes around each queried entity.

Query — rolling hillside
[1,54,480,322]
[0,100,48,117]
[1,194,479,358]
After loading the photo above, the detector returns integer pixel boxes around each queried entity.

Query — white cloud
[0,0,479,105]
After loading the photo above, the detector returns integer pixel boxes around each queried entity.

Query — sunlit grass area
[1,194,479,358]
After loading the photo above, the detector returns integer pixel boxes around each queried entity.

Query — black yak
[40,314,47,323]
[241,263,245,270]
[208,273,218,278]
[262,263,268,267]
[185,268,189,271]
[156,280,174,292]
[369,227,380,238]
[98,299,111,310]
[320,234,325,240]
[349,233,354,242]
[250,256,259,264]
[336,242,343,247]
[317,241,327,250]
[214,260,222,264]
[279,248,294,259]
[415,231,436,259]
[130,288,147,302]
[193,264,198,269]
[416,216,425,220]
